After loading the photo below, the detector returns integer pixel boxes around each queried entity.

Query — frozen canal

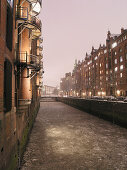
[21,101,127,170]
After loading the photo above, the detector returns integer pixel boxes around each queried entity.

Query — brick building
[60,72,73,96]
[0,0,43,169]
[60,28,127,98]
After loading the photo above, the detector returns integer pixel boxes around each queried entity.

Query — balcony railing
[16,7,41,31]
[37,45,43,51]
[31,29,41,39]
[16,52,41,70]
[16,7,28,21]
[38,37,43,43]
[27,0,42,7]
[30,16,41,30]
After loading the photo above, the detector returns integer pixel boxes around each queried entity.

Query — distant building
[42,85,59,96]
[60,28,127,97]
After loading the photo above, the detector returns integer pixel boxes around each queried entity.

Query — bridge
[21,97,127,169]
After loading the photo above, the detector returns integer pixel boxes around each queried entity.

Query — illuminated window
[120,65,123,70]
[115,59,117,64]
[106,64,108,68]
[120,73,123,78]
[112,42,117,48]
[120,56,123,62]
[115,67,118,72]
[104,50,107,54]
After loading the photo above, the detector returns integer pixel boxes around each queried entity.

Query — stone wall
[57,97,127,128]
[0,100,40,170]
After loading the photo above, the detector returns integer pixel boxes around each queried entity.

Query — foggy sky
[40,0,127,87]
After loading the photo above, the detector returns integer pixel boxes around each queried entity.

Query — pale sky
[40,0,127,87]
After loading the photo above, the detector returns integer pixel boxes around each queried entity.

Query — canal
[21,101,127,170]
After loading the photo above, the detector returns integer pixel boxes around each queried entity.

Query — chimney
[107,31,111,40]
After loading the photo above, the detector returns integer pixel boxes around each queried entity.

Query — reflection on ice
[46,126,97,155]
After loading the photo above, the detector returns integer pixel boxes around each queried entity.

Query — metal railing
[16,7,28,20]
[16,7,41,31]
[27,0,42,6]
[16,52,28,63]
[30,15,42,30]
[37,45,43,51]
[16,52,41,69]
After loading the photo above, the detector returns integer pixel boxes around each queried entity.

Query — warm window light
[82,92,85,96]
[32,2,41,13]
[120,65,123,70]
[102,92,105,96]
[117,90,120,95]
[115,67,118,72]
[98,92,101,96]
[112,42,117,48]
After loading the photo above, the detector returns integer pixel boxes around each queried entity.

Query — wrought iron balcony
[16,7,41,32]
[37,45,43,51]
[38,37,43,43]
[15,52,41,71]
[27,0,42,7]
[31,29,41,39]
[16,7,28,21]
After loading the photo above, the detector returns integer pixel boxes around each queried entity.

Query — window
[6,4,13,51]
[112,42,117,48]
[7,0,14,8]
[126,53,127,60]
[120,48,122,52]
[115,67,118,72]
[106,63,108,69]
[120,56,123,62]
[120,73,123,78]
[115,59,117,64]
[104,50,107,54]
[120,65,123,70]
[0,1,1,29]
[4,59,12,113]
[106,77,108,81]
[106,71,108,74]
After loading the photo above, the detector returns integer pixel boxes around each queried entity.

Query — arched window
[4,59,12,113]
